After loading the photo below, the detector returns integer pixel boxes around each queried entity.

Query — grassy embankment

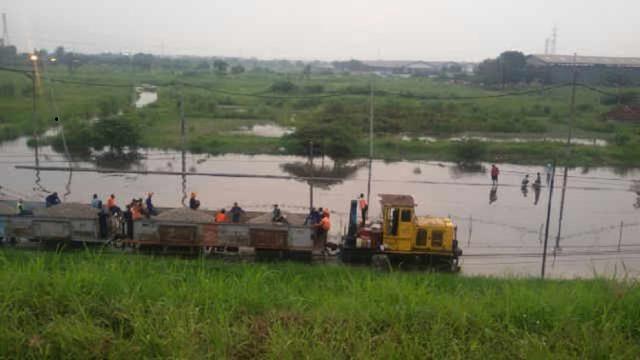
[2,65,639,165]
[0,249,639,358]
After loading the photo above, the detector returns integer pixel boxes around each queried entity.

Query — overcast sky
[3,0,639,61]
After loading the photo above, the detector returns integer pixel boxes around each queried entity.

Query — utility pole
[29,53,39,170]
[541,161,557,279]
[309,141,314,209]
[180,92,187,206]
[366,77,374,205]
[554,54,578,254]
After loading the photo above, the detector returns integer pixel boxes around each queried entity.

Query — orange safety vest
[359,198,368,210]
[320,217,331,231]
[215,213,228,223]
[131,207,142,221]
[107,197,116,209]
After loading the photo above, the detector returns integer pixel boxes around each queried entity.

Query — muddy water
[135,91,158,108]
[1,136,639,279]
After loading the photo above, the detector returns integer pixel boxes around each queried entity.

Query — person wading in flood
[521,175,529,198]
[490,165,500,185]
[359,193,368,226]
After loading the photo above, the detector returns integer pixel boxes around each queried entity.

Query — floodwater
[406,135,608,147]
[231,124,295,137]
[1,135,639,279]
[135,91,158,108]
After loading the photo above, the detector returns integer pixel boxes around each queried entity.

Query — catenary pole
[554,53,578,254]
[366,77,374,205]
[541,160,557,279]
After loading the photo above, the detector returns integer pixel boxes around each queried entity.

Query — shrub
[613,130,632,146]
[453,139,487,164]
[270,80,297,93]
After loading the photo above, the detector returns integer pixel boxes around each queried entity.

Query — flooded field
[135,91,158,108]
[1,135,639,278]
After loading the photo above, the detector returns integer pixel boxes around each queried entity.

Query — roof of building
[378,194,416,207]
[529,54,640,68]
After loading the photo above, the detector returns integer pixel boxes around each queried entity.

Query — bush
[602,92,638,106]
[613,130,632,146]
[0,82,16,97]
[285,122,360,159]
[303,85,324,94]
[453,139,487,164]
[91,116,141,153]
[270,80,297,93]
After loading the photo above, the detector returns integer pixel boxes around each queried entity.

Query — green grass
[2,65,640,165]
[0,249,639,358]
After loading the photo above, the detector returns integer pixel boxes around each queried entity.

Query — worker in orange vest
[215,208,228,223]
[315,209,331,246]
[359,193,368,226]
[131,200,143,221]
[106,194,122,215]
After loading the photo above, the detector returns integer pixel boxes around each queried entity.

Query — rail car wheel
[202,246,215,256]
[371,254,391,271]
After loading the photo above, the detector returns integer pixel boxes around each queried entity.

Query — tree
[62,52,82,73]
[196,60,210,70]
[286,122,360,160]
[475,51,527,86]
[475,58,500,85]
[498,51,527,84]
[270,80,297,93]
[132,53,154,71]
[91,117,141,154]
[54,46,65,61]
[231,64,245,74]
[213,60,228,73]
[453,139,487,164]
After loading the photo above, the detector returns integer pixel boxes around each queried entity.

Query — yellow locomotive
[341,194,462,271]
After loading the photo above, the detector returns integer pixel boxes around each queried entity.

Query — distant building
[333,60,475,77]
[527,54,640,85]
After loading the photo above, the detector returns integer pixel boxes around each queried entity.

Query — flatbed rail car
[0,202,112,245]
[341,194,462,271]
[120,208,319,259]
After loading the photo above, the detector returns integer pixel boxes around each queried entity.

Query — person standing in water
[490,165,500,185]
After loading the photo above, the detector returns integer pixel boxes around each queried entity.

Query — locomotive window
[431,230,444,247]
[386,208,400,236]
[416,229,427,246]
[391,208,399,235]
[401,210,412,222]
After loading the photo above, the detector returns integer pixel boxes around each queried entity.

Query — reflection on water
[280,161,366,190]
[449,163,486,179]
[4,133,640,278]
[489,185,498,204]
[231,124,295,138]
[94,152,143,170]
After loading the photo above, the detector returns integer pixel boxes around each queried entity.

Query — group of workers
[303,205,332,242]
[24,190,336,241]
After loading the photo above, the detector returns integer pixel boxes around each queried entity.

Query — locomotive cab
[342,194,461,270]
